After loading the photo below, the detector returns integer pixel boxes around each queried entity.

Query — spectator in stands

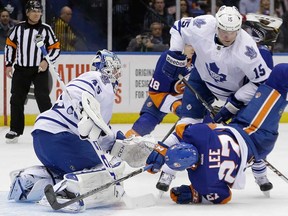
[127,22,169,52]
[274,11,288,52]
[257,0,280,16]
[222,0,240,8]
[188,0,206,17]
[180,0,191,17]
[1,0,23,23]
[258,0,270,15]
[239,0,260,15]
[0,9,15,49]
[112,0,147,51]
[54,6,75,51]
[143,0,174,44]
[54,6,78,51]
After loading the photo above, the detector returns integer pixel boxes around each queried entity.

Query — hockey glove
[146,142,168,174]
[171,100,182,117]
[116,130,126,140]
[213,94,244,123]
[170,185,201,204]
[163,50,187,80]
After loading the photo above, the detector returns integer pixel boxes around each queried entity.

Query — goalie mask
[165,142,199,171]
[243,13,283,46]
[91,49,122,93]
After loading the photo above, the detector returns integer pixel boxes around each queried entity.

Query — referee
[4,0,60,143]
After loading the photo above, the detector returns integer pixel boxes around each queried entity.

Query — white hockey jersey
[32,71,115,136]
[169,15,271,103]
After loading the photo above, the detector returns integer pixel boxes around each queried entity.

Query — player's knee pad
[52,162,125,209]
[8,165,61,202]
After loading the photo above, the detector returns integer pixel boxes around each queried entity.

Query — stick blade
[44,184,61,210]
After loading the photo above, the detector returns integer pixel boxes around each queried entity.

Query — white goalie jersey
[32,71,115,136]
[170,15,271,103]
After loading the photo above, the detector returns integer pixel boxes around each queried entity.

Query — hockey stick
[162,121,177,142]
[44,164,153,210]
[264,159,288,183]
[178,74,217,117]
[178,74,288,183]
[36,39,156,209]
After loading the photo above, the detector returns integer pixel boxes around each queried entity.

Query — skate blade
[158,190,165,199]
[262,191,270,198]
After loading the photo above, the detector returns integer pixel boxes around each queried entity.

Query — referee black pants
[10,65,52,135]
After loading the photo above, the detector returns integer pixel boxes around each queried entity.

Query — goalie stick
[44,164,153,210]
[178,74,288,184]
[36,38,156,209]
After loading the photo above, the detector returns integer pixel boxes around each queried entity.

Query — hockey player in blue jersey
[237,13,283,194]
[125,45,194,138]
[155,8,283,195]
[146,63,288,204]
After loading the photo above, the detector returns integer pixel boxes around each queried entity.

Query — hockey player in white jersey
[154,6,281,195]
[7,50,155,211]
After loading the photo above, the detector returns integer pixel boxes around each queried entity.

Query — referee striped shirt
[5,20,60,67]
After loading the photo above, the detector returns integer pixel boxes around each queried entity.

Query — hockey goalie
[7,50,156,212]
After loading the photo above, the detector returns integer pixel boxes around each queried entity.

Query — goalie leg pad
[8,165,61,202]
[50,162,125,209]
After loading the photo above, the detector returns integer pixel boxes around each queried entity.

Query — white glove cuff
[225,102,240,114]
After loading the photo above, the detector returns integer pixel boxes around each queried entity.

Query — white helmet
[215,6,242,31]
[91,49,122,92]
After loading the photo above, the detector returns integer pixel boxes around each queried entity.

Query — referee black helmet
[25,0,43,12]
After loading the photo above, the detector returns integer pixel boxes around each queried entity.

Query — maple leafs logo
[244,46,257,60]
[205,63,226,83]
[193,18,206,28]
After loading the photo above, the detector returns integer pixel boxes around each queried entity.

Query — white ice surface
[1,124,288,216]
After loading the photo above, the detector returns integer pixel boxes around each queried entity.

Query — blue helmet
[165,142,199,171]
[91,49,122,93]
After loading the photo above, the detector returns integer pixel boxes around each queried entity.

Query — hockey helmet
[165,142,199,171]
[25,0,43,12]
[216,6,242,31]
[243,13,283,45]
[91,49,122,92]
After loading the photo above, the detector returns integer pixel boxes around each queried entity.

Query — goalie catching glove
[110,135,156,168]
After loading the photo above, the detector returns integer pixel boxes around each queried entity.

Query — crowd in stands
[0,0,288,52]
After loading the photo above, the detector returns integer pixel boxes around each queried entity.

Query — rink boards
[0,53,288,125]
